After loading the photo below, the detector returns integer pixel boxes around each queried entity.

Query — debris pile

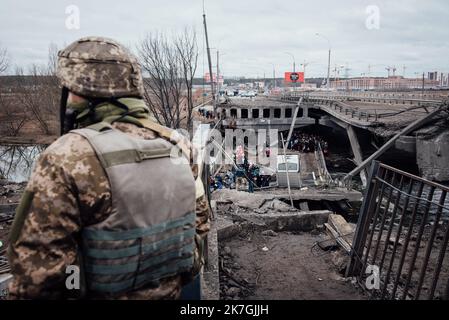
[314,214,357,275]
[209,187,366,299]
[219,243,255,300]
[0,181,24,278]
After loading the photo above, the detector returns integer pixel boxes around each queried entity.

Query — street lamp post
[285,52,297,91]
[270,63,276,89]
[214,50,227,99]
[300,60,315,85]
[216,50,220,99]
[285,52,296,73]
[316,33,331,90]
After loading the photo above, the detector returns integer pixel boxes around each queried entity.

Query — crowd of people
[209,132,329,194]
[198,107,215,119]
[210,155,271,193]
[287,132,328,154]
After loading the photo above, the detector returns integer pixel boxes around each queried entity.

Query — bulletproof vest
[71,123,196,295]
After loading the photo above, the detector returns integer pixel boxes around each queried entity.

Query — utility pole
[316,33,331,90]
[202,8,215,112]
[333,65,338,90]
[422,72,425,97]
[285,52,296,92]
[216,50,220,99]
[344,64,351,92]
[301,60,308,85]
[268,63,276,90]
[285,52,296,73]
[327,48,331,90]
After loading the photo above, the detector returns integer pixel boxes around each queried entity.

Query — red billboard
[284,72,304,83]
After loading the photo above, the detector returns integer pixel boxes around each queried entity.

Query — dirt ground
[219,230,367,300]
[366,222,449,300]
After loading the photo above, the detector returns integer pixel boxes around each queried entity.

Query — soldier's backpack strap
[138,118,191,161]
[86,121,113,132]
[139,119,206,199]
[72,119,205,199]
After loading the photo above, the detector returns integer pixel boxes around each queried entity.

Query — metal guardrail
[281,93,442,123]
[285,91,446,102]
[347,161,449,300]
[282,95,380,122]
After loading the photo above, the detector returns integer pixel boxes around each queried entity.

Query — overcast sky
[1,0,449,78]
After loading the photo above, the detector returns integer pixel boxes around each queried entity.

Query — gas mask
[60,87,74,135]
[59,87,132,135]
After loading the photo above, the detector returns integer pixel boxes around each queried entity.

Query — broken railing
[314,143,333,186]
[281,92,442,123]
[346,161,449,300]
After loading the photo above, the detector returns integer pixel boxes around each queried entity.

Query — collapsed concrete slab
[228,211,331,235]
[417,130,449,182]
[212,189,272,210]
[203,187,362,299]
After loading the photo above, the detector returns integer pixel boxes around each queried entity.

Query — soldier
[7,37,210,299]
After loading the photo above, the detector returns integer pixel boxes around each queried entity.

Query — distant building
[301,83,317,89]
[428,72,438,81]
[438,73,449,87]
[254,81,265,88]
[330,75,440,91]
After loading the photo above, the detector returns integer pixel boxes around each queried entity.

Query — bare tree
[175,29,198,132]
[0,46,7,74]
[0,145,45,180]
[13,44,60,135]
[47,43,58,76]
[0,45,24,137]
[0,94,28,136]
[139,30,198,131]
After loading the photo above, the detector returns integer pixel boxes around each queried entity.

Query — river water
[0,145,45,182]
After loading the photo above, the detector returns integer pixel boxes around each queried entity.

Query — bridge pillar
[302,105,309,118]
[346,126,368,187]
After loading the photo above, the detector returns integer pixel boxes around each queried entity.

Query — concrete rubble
[201,188,365,300]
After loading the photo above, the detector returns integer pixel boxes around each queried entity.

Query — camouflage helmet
[57,36,144,98]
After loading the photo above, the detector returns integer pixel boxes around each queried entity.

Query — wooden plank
[325,214,357,254]
[325,223,352,253]
[328,214,355,247]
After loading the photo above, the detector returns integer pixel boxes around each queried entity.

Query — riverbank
[0,135,56,146]
[0,181,24,283]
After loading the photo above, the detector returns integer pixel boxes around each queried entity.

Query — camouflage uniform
[7,37,210,299]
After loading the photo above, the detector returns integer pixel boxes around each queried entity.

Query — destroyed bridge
[216,91,449,185]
